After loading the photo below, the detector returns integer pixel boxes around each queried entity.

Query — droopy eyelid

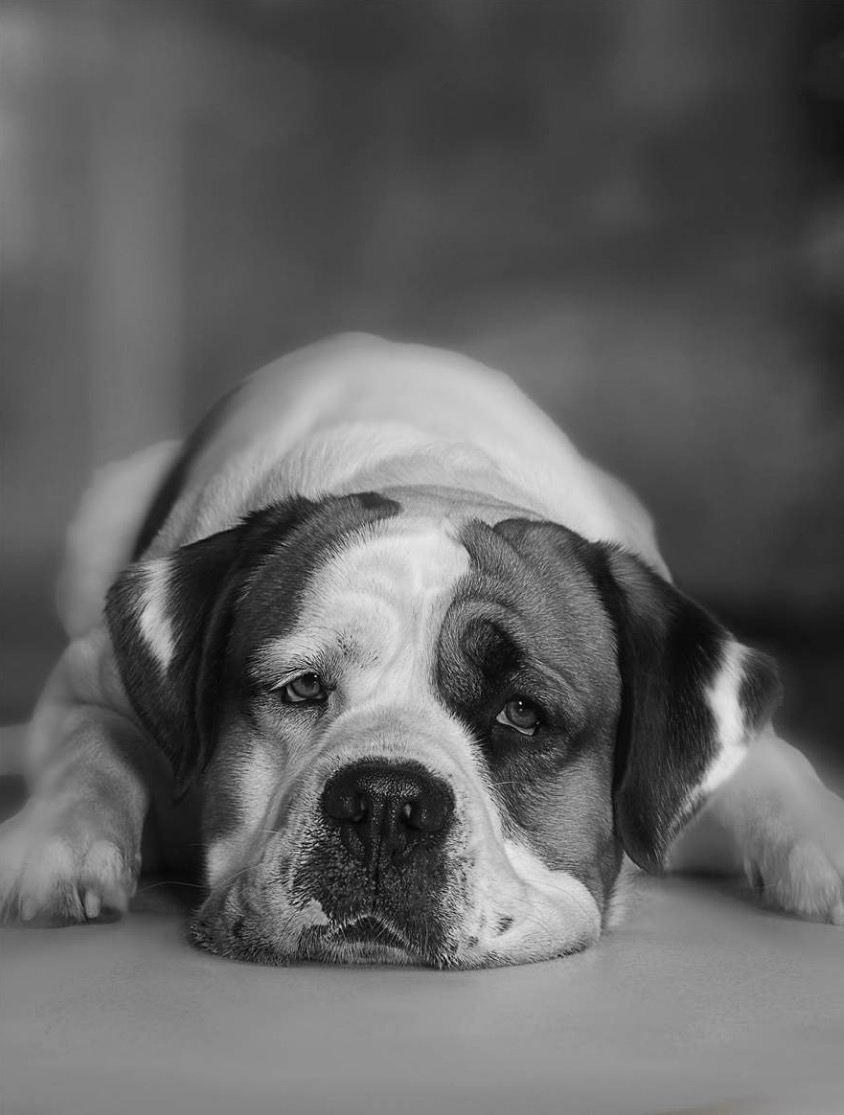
[248,625,374,690]
[508,665,588,736]
[248,647,333,691]
[268,669,322,692]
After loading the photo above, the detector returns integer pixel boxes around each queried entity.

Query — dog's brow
[248,630,368,684]
[525,659,590,734]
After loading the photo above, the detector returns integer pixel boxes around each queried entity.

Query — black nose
[321,760,455,869]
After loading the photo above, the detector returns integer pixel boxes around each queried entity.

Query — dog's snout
[321,760,454,866]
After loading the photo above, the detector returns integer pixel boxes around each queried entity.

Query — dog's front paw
[0,799,140,924]
[743,783,844,925]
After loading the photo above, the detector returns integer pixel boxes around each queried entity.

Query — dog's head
[107,493,779,967]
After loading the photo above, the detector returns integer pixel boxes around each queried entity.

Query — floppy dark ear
[105,523,248,792]
[590,546,781,873]
[105,495,321,791]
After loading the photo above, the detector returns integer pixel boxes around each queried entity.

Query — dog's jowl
[1,334,842,965]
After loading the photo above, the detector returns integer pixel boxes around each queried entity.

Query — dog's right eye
[279,673,328,705]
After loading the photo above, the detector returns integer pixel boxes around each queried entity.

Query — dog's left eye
[495,697,541,736]
[279,673,328,705]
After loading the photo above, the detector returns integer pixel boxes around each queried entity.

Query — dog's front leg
[667,733,844,924]
[0,631,154,923]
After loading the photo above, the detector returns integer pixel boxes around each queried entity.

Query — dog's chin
[296,918,434,967]
[189,906,594,969]
[189,910,458,968]
[189,873,601,969]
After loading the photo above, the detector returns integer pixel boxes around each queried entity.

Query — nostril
[403,791,452,834]
[322,780,368,825]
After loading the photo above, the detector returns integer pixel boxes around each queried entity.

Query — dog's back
[123,333,664,571]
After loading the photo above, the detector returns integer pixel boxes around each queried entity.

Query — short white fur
[700,641,753,797]
[137,558,177,669]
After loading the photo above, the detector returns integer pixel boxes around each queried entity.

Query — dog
[1,333,842,967]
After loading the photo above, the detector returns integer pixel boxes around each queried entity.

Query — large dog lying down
[1,334,842,967]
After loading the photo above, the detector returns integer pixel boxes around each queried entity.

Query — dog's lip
[336,915,409,951]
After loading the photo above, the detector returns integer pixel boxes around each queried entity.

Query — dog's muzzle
[293,760,458,955]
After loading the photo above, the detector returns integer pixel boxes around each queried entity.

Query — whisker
[138,879,207,893]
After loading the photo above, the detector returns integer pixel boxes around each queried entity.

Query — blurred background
[1,0,843,776]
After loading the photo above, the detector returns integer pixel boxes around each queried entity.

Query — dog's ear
[589,544,781,872]
[105,497,317,792]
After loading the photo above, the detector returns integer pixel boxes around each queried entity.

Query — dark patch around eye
[435,517,626,916]
[460,618,521,682]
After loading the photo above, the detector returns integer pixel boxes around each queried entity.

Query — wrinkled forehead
[440,520,620,705]
[235,514,472,675]
[230,506,619,714]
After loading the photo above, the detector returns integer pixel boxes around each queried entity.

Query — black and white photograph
[1,1,843,1112]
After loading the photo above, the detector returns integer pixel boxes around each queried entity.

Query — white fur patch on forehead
[333,516,470,596]
[137,557,176,669]
[257,517,470,687]
[699,641,751,796]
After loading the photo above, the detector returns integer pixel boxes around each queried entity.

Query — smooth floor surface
[1,708,842,1115]
[2,860,843,1114]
